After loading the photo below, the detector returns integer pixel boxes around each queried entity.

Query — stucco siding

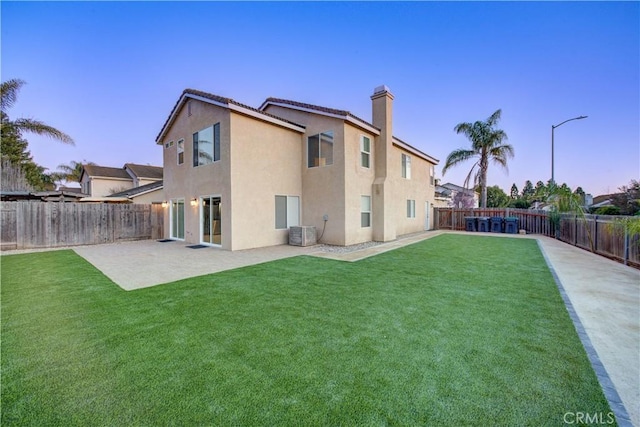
[343,124,376,245]
[391,145,436,235]
[130,189,164,204]
[90,178,133,197]
[161,99,232,248]
[228,112,303,250]
[264,105,349,245]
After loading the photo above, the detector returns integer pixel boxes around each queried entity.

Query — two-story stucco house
[156,86,439,250]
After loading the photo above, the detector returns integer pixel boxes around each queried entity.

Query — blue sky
[2,1,638,196]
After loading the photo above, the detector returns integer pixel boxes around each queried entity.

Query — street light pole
[551,115,588,186]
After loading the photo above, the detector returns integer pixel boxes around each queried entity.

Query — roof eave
[392,137,439,164]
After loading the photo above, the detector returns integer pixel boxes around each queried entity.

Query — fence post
[624,229,629,266]
[594,216,598,253]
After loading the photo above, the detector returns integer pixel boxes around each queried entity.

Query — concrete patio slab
[73,240,318,291]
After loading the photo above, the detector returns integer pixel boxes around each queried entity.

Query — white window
[193,123,220,167]
[165,140,174,149]
[177,139,184,165]
[307,131,334,168]
[275,196,300,229]
[407,199,416,218]
[187,100,192,116]
[402,154,411,179]
[430,165,435,185]
[360,136,371,168]
[361,196,371,227]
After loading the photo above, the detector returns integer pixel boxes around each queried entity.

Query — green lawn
[1,234,613,426]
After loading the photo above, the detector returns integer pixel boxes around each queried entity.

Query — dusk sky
[2,1,638,196]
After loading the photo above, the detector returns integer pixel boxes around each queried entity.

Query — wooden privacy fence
[1,202,164,251]
[434,207,639,268]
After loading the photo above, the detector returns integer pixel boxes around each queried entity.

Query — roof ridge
[261,97,378,131]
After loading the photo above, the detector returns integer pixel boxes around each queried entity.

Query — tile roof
[82,165,131,180]
[108,180,163,198]
[260,97,378,131]
[156,89,305,143]
[125,163,163,180]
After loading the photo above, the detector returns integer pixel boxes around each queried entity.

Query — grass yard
[1,234,613,426]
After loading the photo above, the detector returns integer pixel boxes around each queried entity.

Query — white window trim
[407,199,416,218]
[177,139,185,165]
[361,195,371,228]
[275,195,300,229]
[402,154,412,179]
[360,135,371,169]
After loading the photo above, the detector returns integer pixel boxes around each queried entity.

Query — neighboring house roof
[260,97,439,165]
[156,89,306,143]
[124,163,163,180]
[440,182,478,195]
[435,185,452,198]
[81,165,132,181]
[108,180,163,198]
[591,194,615,206]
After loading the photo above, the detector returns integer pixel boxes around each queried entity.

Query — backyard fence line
[434,207,639,269]
[0,202,164,251]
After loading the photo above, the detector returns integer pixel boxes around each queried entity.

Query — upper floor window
[177,139,184,165]
[360,136,371,168]
[193,123,220,167]
[308,131,333,168]
[402,154,411,179]
[430,165,435,185]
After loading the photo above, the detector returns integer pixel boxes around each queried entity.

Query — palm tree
[1,79,74,145]
[442,109,514,208]
[53,160,95,184]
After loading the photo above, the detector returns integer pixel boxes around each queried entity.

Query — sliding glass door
[170,199,185,240]
[201,196,221,246]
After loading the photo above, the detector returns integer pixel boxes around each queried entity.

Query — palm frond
[13,118,74,145]
[442,149,476,175]
[0,79,25,112]
[486,109,502,127]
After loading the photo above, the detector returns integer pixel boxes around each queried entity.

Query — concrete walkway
[6,231,638,425]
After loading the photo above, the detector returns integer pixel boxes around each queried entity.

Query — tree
[510,183,519,199]
[485,185,510,208]
[451,190,475,208]
[443,109,514,208]
[611,180,640,216]
[1,79,74,190]
[521,180,535,201]
[573,186,586,206]
[53,160,95,184]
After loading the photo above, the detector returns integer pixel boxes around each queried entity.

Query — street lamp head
[577,115,588,120]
